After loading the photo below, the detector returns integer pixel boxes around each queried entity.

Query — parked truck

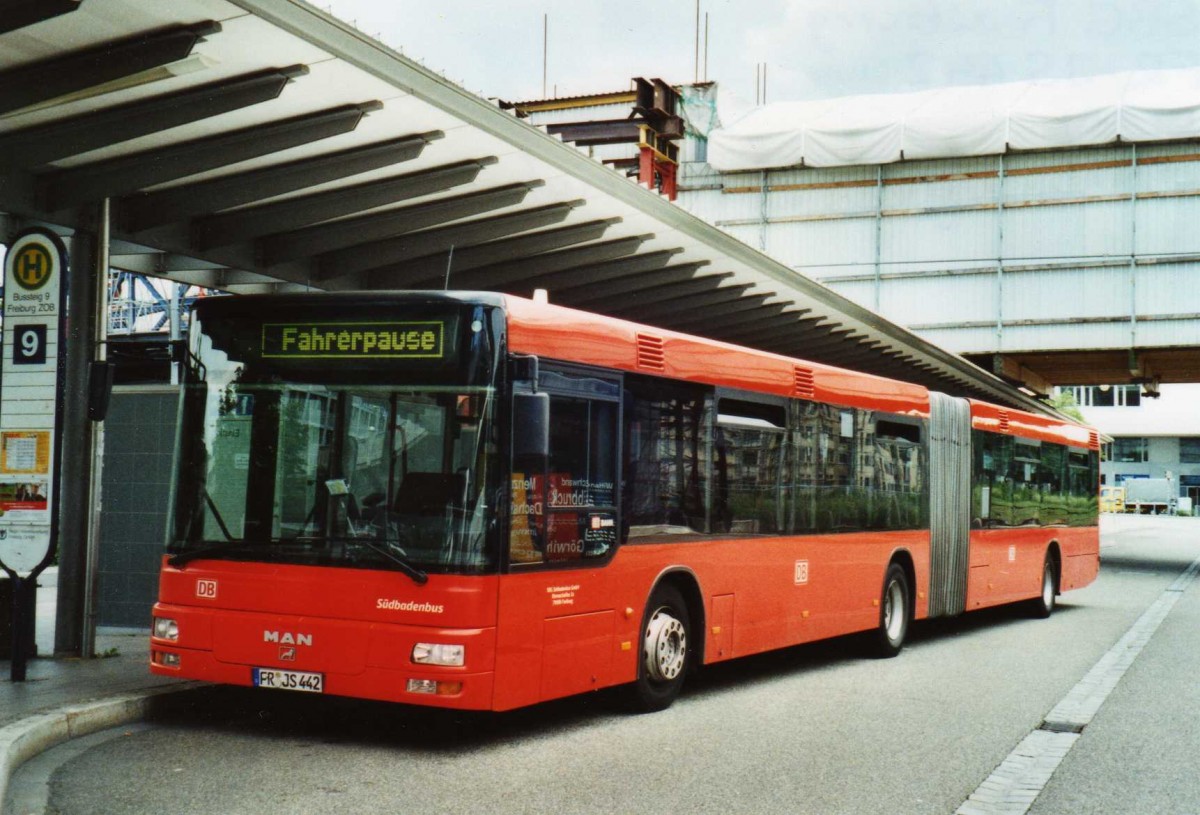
[1099,485,1125,513]
[1124,478,1173,514]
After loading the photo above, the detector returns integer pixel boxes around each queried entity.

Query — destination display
[261,321,447,359]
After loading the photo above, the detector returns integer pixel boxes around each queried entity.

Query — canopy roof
[709,68,1200,171]
[0,0,1057,414]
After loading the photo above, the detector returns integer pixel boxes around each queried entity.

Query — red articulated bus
[151,291,1100,711]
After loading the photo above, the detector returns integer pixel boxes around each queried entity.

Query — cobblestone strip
[956,553,1200,815]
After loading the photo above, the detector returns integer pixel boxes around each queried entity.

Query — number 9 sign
[13,325,46,365]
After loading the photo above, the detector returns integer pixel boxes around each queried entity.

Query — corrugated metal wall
[678,141,1200,356]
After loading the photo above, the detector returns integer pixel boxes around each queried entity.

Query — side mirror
[513,392,549,458]
[86,360,116,422]
[510,355,539,385]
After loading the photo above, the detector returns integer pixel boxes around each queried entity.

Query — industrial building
[513,71,1200,509]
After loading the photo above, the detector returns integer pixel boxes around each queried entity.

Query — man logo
[13,244,52,291]
[279,646,297,662]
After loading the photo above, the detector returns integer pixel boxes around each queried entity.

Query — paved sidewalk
[2,568,186,730]
[0,570,194,812]
[0,630,184,730]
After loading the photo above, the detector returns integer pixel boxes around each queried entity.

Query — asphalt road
[18,516,1200,815]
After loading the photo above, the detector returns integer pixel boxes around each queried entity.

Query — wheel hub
[884,580,905,642]
[644,609,687,682]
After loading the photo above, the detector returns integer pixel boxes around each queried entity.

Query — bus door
[497,364,622,708]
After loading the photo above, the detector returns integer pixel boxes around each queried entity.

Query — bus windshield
[169,297,502,575]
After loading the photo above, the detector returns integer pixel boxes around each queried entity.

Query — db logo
[196,579,218,599]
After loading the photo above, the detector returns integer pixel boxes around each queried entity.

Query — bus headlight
[153,617,179,641]
[411,643,464,666]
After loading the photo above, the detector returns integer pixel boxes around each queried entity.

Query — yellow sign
[0,430,51,475]
[12,243,54,291]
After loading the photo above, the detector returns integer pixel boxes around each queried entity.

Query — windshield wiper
[346,538,428,585]
[168,539,279,569]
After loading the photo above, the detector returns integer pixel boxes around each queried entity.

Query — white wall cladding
[768,219,876,267]
[917,326,1002,350]
[1137,263,1200,315]
[1136,197,1200,256]
[1002,321,1133,352]
[884,273,998,324]
[882,211,995,266]
[1003,200,1132,260]
[1138,319,1200,346]
[1002,268,1127,321]
[677,136,1200,356]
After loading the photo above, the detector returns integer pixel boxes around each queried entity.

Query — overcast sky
[318,0,1200,106]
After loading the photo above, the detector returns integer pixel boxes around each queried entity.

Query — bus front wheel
[872,563,910,658]
[626,584,691,712]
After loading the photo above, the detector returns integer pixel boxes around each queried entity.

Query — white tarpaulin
[707,67,1200,171]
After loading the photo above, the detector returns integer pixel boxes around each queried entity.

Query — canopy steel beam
[38,102,380,211]
[659,296,777,331]
[785,331,862,357]
[316,199,586,280]
[606,283,756,321]
[0,0,81,35]
[545,119,642,146]
[358,219,624,289]
[192,152,488,251]
[119,131,442,232]
[662,302,791,334]
[259,176,534,265]
[109,252,225,275]
[566,271,724,314]
[448,233,652,291]
[0,65,309,170]
[522,249,685,294]
[719,314,824,346]
[0,21,221,115]
[553,265,722,308]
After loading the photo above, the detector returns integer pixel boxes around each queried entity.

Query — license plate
[252,667,324,693]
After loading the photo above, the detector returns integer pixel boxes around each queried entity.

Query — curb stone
[0,682,203,814]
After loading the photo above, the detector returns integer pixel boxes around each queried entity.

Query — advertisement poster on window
[0,229,68,576]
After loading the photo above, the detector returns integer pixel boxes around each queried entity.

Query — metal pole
[1130,144,1138,350]
[169,283,182,386]
[759,170,769,252]
[81,198,110,658]
[55,217,98,656]
[996,155,1006,350]
[704,13,709,82]
[9,576,34,681]
[874,165,884,311]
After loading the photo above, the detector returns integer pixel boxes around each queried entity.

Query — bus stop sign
[0,228,68,578]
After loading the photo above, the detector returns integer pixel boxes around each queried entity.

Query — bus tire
[1029,555,1057,619]
[626,584,691,712]
[872,563,910,658]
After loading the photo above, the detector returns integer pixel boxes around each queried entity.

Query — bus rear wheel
[626,584,691,713]
[1029,555,1057,619]
[872,563,910,658]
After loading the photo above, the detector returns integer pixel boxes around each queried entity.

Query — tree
[1048,389,1086,423]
